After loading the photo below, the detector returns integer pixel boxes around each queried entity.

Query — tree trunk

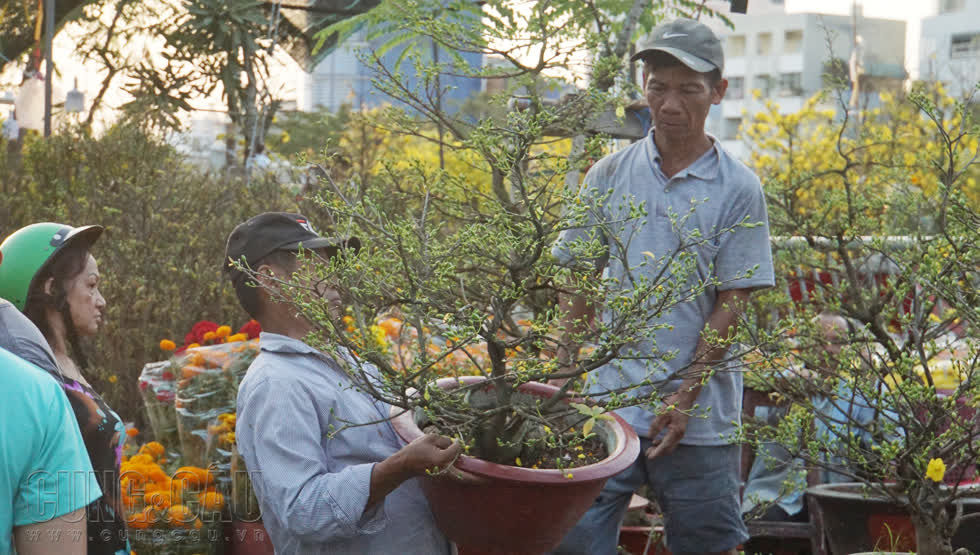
[911,513,955,555]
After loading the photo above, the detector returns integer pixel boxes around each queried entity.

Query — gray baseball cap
[631,18,724,74]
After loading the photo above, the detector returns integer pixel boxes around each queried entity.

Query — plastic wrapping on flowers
[174,338,259,485]
[139,361,180,450]
[230,443,262,521]
[121,442,226,554]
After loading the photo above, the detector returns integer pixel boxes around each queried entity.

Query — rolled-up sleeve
[236,376,387,542]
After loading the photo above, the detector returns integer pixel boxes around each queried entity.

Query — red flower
[239,319,262,340]
[189,321,219,343]
[139,380,149,391]
[161,371,175,381]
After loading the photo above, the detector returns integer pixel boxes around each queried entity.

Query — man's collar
[258,331,320,355]
[648,129,721,181]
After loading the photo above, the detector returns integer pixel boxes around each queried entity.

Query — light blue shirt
[235,332,450,555]
[553,130,775,444]
[0,346,102,554]
[742,383,900,516]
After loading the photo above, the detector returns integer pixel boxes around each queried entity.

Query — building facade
[701,2,906,160]
[919,0,980,98]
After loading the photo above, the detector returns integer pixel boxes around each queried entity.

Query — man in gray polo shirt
[552,18,774,555]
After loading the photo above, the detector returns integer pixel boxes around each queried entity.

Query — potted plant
[738,78,980,555]
[237,2,757,552]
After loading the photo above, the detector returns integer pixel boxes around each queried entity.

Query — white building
[919,0,980,98]
[702,1,906,160]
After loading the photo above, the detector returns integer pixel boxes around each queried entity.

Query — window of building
[951,32,980,59]
[723,117,742,140]
[755,74,772,97]
[728,35,746,57]
[728,76,745,100]
[941,0,965,13]
[784,30,803,53]
[757,33,772,55]
[778,73,802,96]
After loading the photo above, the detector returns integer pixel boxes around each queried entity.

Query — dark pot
[390,376,641,555]
[807,482,980,554]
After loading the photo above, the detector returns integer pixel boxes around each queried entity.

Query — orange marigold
[126,508,153,530]
[166,504,197,527]
[146,490,172,510]
[138,441,165,459]
[173,466,213,489]
[199,491,225,511]
[202,331,217,342]
[126,427,139,438]
[159,339,176,351]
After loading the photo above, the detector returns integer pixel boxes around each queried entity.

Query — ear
[711,78,728,105]
[253,263,278,290]
[43,276,56,297]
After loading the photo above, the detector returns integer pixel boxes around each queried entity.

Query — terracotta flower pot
[390,376,640,555]
[807,482,980,554]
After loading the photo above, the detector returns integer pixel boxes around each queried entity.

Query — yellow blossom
[108,375,118,383]
[215,325,232,339]
[227,333,248,343]
[926,458,946,482]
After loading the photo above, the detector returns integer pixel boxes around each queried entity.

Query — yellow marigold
[217,413,236,426]
[203,331,217,342]
[159,339,176,351]
[215,325,232,339]
[187,342,200,349]
[221,431,236,445]
[108,375,118,383]
[199,491,225,511]
[926,458,946,482]
[226,333,248,343]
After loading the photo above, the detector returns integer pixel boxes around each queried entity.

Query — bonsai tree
[236,0,761,469]
[738,78,980,555]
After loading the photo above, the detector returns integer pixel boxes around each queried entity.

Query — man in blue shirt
[1,340,102,555]
[225,212,461,554]
[552,18,774,555]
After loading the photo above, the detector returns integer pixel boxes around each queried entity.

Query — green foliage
[740,81,980,555]
[0,123,298,429]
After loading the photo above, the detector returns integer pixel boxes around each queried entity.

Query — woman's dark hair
[232,250,298,318]
[23,244,93,369]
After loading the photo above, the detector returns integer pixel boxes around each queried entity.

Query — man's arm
[236,378,461,543]
[646,287,751,459]
[551,282,598,387]
[14,508,87,555]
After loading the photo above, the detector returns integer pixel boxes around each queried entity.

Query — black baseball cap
[631,18,724,74]
[224,212,360,279]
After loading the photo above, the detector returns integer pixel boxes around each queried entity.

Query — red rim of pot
[389,376,640,485]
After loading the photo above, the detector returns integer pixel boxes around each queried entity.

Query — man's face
[644,63,726,144]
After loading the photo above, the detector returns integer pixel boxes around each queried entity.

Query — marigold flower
[215,325,232,339]
[139,441,165,459]
[203,331,217,342]
[159,339,177,351]
[226,333,248,343]
[126,427,139,438]
[126,508,153,529]
[927,458,946,482]
[187,343,200,349]
[199,491,225,511]
[167,504,197,527]
[108,375,118,383]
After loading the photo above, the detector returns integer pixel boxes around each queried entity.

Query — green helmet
[0,223,104,311]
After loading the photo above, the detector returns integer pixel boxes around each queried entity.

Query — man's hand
[368,434,465,509]
[645,390,697,460]
[400,434,464,476]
